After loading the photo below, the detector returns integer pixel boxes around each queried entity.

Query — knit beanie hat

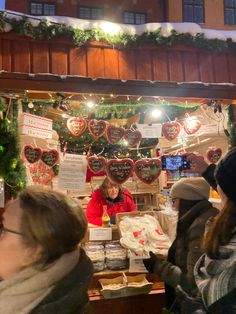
[170,177,210,201]
[215,146,236,204]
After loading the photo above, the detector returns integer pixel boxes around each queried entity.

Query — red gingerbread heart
[106,125,125,145]
[134,158,162,184]
[88,119,107,138]
[206,147,222,163]
[87,156,106,173]
[67,117,87,136]
[183,116,201,135]
[106,158,134,184]
[41,149,59,167]
[124,130,142,147]
[23,145,42,164]
[162,121,181,141]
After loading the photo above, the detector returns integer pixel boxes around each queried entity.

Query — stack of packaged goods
[84,242,105,272]
[105,241,128,270]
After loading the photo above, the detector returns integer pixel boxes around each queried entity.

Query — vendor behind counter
[86,177,137,226]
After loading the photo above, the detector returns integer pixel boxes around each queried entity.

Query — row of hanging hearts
[88,156,162,185]
[67,118,142,147]
[23,145,59,167]
[67,116,201,144]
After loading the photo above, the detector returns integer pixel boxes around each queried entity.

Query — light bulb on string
[151,109,162,118]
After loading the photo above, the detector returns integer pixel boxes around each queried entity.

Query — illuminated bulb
[100,21,121,35]
[110,94,114,98]
[86,101,95,108]
[123,140,128,146]
[151,109,162,118]
[28,101,34,109]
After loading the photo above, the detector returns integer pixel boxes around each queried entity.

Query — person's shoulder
[91,188,103,200]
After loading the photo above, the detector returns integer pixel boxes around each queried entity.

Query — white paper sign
[129,256,148,273]
[0,179,4,208]
[89,227,112,241]
[19,113,52,139]
[137,124,162,138]
[58,154,87,190]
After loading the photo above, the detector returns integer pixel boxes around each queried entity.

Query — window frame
[29,2,56,16]
[183,0,205,24]
[224,0,236,25]
[78,6,103,20]
[123,11,147,25]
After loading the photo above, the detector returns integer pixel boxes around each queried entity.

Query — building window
[30,2,56,15]
[123,11,146,25]
[78,7,103,20]
[225,0,236,25]
[183,0,204,23]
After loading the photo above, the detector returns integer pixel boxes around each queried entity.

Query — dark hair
[204,199,236,259]
[100,177,121,199]
[18,186,87,266]
[178,199,199,219]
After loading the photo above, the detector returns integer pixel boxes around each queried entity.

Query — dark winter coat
[152,200,219,313]
[30,248,94,314]
[86,188,136,226]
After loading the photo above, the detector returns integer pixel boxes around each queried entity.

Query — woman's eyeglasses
[0,224,23,236]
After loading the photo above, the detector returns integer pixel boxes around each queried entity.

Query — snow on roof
[2,9,236,42]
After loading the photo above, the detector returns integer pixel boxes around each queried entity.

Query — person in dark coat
[86,177,136,226]
[143,177,219,314]
[0,186,93,314]
[187,148,236,313]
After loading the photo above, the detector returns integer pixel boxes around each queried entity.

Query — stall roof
[1,72,236,101]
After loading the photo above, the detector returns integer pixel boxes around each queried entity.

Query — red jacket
[86,188,137,226]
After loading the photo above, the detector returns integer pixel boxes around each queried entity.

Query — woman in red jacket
[86,177,137,226]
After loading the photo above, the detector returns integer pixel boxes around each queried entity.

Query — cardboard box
[99,273,153,299]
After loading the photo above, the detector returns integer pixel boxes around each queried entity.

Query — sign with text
[58,154,87,191]
[89,227,112,241]
[19,113,52,139]
[137,124,162,138]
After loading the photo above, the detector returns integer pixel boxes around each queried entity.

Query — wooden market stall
[1,13,236,314]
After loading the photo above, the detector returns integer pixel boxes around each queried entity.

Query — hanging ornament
[106,158,134,184]
[28,160,55,185]
[87,155,106,173]
[41,149,59,167]
[106,125,125,144]
[134,158,162,184]
[124,129,142,147]
[23,145,42,164]
[162,121,181,141]
[67,117,87,136]
[206,147,222,163]
[183,114,201,135]
[88,119,107,139]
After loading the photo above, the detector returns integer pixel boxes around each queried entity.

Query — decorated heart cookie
[206,147,222,163]
[41,149,59,167]
[106,158,134,184]
[124,130,142,147]
[23,145,42,164]
[67,117,87,136]
[183,116,201,135]
[106,125,125,145]
[134,158,162,184]
[162,121,181,141]
[87,156,106,173]
[88,119,107,138]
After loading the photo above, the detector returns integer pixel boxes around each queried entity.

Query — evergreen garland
[227,104,236,148]
[0,100,26,197]
[0,11,233,52]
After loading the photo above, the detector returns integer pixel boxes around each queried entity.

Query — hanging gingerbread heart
[183,115,201,135]
[67,117,87,136]
[87,156,106,173]
[124,129,142,147]
[106,158,134,184]
[134,158,162,184]
[41,149,59,167]
[106,125,125,144]
[162,121,181,141]
[88,119,107,139]
[23,145,42,164]
[206,147,222,163]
